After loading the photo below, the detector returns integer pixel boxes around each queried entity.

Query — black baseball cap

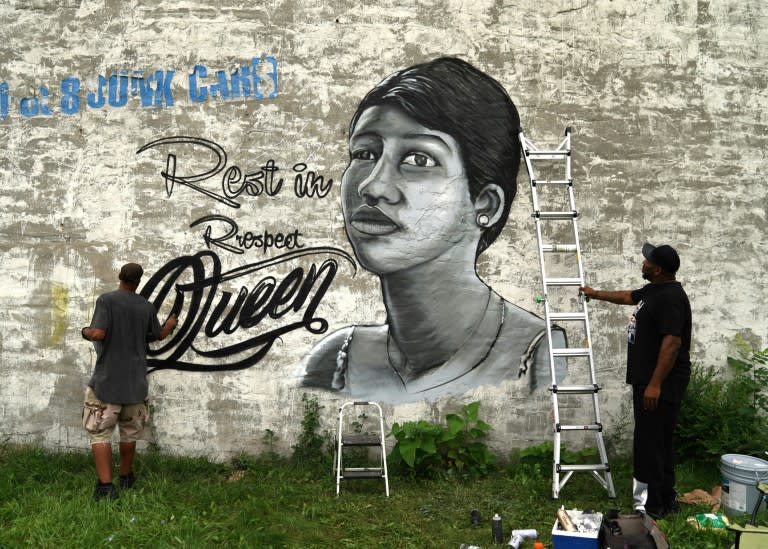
[642,243,680,274]
[119,263,144,283]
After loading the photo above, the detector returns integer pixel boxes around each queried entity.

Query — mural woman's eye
[351,149,376,161]
[402,152,437,167]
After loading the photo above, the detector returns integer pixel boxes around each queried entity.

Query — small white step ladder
[520,127,616,499]
[334,401,390,496]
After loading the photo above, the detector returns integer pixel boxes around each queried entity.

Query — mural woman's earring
[477,213,490,227]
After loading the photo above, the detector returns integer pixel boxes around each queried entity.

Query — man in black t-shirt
[81,263,177,500]
[580,243,691,519]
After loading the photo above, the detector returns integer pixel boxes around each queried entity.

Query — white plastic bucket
[720,454,768,515]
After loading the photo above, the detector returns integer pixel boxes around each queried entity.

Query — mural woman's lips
[349,207,400,236]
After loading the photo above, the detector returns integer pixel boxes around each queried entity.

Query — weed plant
[389,401,496,479]
[291,393,333,471]
[676,335,768,461]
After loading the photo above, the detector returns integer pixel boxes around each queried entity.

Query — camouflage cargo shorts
[82,386,149,444]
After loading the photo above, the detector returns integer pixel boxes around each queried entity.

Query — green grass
[0,444,763,548]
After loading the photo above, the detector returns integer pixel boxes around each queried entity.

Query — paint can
[491,513,503,544]
[720,453,768,515]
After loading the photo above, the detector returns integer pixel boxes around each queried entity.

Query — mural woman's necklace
[385,288,505,393]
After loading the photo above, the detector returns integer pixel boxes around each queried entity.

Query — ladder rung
[557,463,610,473]
[557,423,603,431]
[542,244,578,253]
[532,179,572,185]
[526,149,570,158]
[341,435,382,446]
[552,348,591,357]
[341,468,384,479]
[551,384,600,394]
[544,277,582,286]
[534,211,578,219]
[549,312,586,321]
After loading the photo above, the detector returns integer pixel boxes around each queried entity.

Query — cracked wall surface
[1,0,766,459]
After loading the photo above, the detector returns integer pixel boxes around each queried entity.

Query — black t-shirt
[626,281,691,399]
[88,289,162,404]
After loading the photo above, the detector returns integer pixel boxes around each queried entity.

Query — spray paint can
[459,545,482,549]
[491,513,503,544]
[508,529,539,549]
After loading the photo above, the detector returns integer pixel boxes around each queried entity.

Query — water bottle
[491,513,503,544]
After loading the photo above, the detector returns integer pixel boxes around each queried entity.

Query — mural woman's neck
[386,287,504,387]
[380,269,491,369]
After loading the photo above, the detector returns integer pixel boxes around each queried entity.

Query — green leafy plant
[291,393,331,467]
[676,335,768,461]
[388,401,496,478]
[262,428,279,457]
[728,333,768,414]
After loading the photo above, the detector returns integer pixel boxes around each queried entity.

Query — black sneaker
[119,472,136,489]
[94,482,118,501]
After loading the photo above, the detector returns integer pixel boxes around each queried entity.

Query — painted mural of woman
[299,57,564,404]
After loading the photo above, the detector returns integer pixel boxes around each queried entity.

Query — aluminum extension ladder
[334,401,390,496]
[519,127,616,499]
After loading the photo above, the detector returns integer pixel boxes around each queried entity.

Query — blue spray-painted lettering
[261,56,278,99]
[209,70,231,99]
[87,75,106,108]
[61,78,80,114]
[230,65,251,98]
[20,87,53,117]
[132,70,175,107]
[1,82,10,119]
[1,57,274,119]
[40,88,54,115]
[108,74,129,107]
[188,57,278,102]
[189,65,208,102]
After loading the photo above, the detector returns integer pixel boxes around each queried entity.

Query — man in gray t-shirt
[81,262,177,500]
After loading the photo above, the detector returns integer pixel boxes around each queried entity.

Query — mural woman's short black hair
[349,57,521,256]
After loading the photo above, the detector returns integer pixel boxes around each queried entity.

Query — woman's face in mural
[341,105,480,275]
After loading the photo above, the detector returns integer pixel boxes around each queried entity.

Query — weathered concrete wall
[1,0,766,459]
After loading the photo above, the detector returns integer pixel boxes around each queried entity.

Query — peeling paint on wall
[1,0,766,459]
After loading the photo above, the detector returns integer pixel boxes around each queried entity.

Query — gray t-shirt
[88,289,162,404]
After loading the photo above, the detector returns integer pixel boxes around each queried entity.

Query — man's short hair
[119,263,144,283]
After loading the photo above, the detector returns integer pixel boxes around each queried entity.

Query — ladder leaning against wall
[519,127,616,499]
